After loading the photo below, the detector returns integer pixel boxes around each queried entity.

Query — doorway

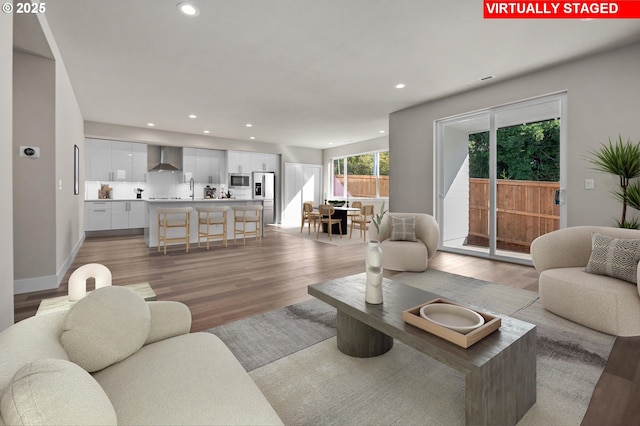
[435,93,567,264]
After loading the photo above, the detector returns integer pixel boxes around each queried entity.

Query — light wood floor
[12,226,634,420]
[13,227,539,330]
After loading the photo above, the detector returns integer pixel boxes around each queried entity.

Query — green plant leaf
[584,135,640,225]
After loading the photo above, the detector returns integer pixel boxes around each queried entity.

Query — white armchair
[530,226,640,336]
[370,213,439,272]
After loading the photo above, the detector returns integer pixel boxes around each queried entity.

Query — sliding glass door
[435,93,566,263]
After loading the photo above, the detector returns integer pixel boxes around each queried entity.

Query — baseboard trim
[13,234,86,295]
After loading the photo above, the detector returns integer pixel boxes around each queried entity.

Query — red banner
[484,1,640,18]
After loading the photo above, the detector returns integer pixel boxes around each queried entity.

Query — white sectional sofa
[370,212,440,272]
[530,226,640,336]
[0,286,282,425]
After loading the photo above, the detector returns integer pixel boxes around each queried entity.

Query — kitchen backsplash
[85,171,251,200]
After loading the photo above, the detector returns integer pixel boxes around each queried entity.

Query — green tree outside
[468,119,560,181]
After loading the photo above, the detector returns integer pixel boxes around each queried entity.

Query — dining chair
[350,204,374,241]
[316,204,342,240]
[347,201,362,223]
[301,201,320,234]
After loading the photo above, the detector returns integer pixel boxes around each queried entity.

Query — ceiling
[38,0,640,149]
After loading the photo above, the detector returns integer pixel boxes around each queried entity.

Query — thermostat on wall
[20,146,40,158]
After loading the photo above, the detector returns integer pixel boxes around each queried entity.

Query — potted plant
[585,136,640,228]
[372,201,388,237]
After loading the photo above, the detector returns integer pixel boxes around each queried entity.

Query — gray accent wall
[390,41,640,226]
[1,9,13,330]
[11,14,85,299]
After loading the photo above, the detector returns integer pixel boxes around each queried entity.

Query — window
[331,151,389,199]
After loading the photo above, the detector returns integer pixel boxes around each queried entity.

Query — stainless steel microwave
[229,173,250,188]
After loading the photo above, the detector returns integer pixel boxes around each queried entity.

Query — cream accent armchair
[370,213,439,272]
[530,226,640,336]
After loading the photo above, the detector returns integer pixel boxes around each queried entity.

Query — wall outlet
[20,146,40,158]
[585,179,595,190]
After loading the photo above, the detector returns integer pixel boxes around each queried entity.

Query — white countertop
[145,198,259,203]
[86,198,258,203]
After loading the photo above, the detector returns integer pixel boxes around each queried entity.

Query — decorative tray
[402,298,501,348]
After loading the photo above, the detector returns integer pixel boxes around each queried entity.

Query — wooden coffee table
[308,274,536,426]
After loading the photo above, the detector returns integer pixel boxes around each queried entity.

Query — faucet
[190,177,195,200]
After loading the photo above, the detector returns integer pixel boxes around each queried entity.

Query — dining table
[321,206,361,234]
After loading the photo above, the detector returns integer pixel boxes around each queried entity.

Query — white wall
[53,44,85,275]
[390,41,640,226]
[1,8,14,330]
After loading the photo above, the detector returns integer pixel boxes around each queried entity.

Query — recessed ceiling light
[249,136,256,140]
[177,3,199,16]
[328,142,334,145]
[245,123,253,127]
[395,83,406,89]
[188,114,197,119]
[147,122,155,127]
[203,130,210,134]
[379,130,386,134]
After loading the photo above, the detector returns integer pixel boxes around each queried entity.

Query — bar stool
[157,207,192,255]
[233,205,263,245]
[196,205,230,249]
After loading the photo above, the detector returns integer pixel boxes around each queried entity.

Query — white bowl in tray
[419,303,485,334]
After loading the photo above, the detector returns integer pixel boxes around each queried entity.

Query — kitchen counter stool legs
[157,207,193,254]
[233,205,263,245]
[196,206,230,249]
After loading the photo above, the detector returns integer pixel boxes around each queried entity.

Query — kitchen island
[144,199,264,248]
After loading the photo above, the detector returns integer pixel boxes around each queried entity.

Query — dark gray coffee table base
[309,274,536,426]
[337,310,394,357]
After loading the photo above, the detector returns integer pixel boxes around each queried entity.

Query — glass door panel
[493,99,562,259]
[438,112,490,255]
[436,93,565,264]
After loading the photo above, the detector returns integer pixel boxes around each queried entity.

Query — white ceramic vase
[365,240,383,304]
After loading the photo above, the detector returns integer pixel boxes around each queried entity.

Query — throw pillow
[585,232,640,284]
[390,216,417,242]
[0,358,117,426]
[61,286,151,372]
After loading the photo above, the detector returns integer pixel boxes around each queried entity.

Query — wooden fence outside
[468,178,560,251]
[335,175,389,197]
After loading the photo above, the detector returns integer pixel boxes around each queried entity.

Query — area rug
[271,225,367,247]
[206,270,615,425]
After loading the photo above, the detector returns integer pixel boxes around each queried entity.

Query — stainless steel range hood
[148,145,183,171]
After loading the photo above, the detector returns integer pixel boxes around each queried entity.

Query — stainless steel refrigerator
[252,172,275,224]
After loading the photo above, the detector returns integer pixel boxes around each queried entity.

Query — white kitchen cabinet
[86,139,112,181]
[85,138,147,182]
[183,148,225,184]
[131,143,148,182]
[182,147,196,181]
[111,201,129,230]
[251,152,266,171]
[265,153,279,172]
[195,149,225,184]
[86,201,145,231]
[110,201,146,230]
[85,201,112,231]
[227,150,252,174]
[128,201,146,228]
[250,152,279,172]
